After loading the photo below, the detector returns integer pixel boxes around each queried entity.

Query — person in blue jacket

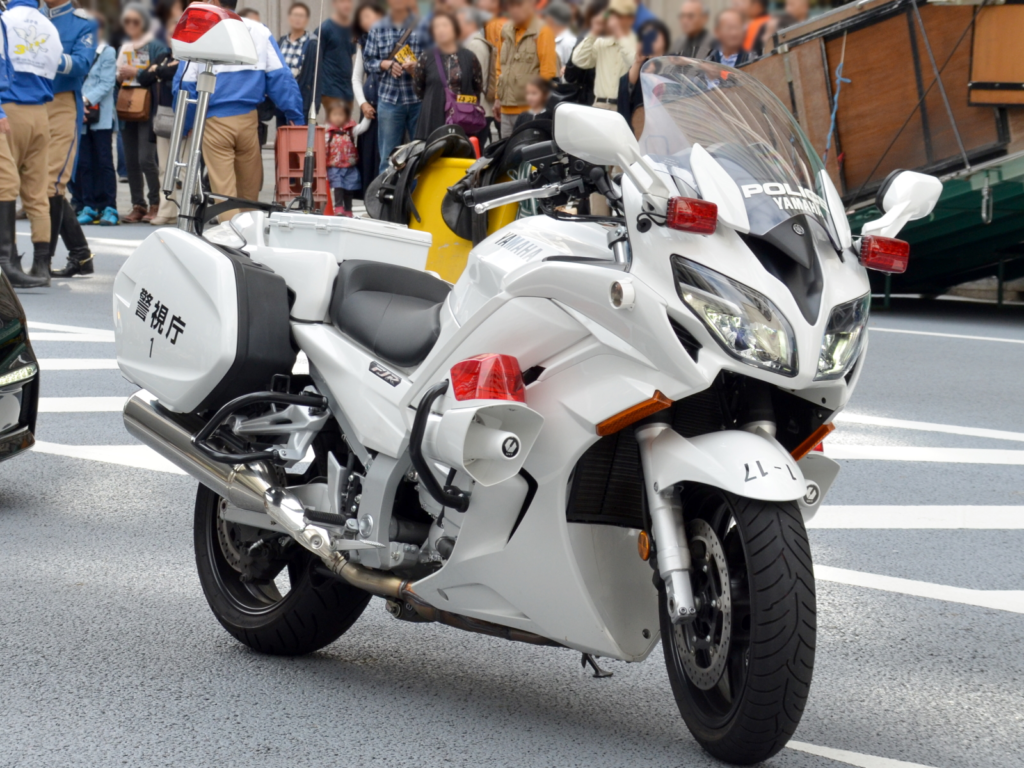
[41,0,98,280]
[74,18,119,229]
[0,0,62,288]
[173,0,305,222]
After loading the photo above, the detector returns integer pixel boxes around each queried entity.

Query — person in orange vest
[741,0,770,55]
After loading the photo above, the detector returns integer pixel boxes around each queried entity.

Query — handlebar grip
[518,141,558,163]
[463,177,535,207]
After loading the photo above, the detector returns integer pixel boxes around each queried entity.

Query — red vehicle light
[666,197,718,235]
[451,354,526,403]
[173,3,241,43]
[859,235,910,274]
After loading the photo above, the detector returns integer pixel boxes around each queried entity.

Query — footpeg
[581,653,613,678]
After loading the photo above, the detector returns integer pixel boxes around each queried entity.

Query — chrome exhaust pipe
[122,391,337,561]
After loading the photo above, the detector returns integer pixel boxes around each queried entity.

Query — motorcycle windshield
[638,57,839,244]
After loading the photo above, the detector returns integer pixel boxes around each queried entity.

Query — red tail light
[172,3,241,43]
[451,354,526,403]
[666,197,718,235]
[859,235,910,274]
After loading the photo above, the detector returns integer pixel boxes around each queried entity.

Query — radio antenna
[296,0,327,212]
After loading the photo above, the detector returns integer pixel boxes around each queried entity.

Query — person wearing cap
[542,2,576,76]
[41,0,98,280]
[494,0,558,139]
[0,0,62,288]
[570,0,636,111]
[173,0,305,222]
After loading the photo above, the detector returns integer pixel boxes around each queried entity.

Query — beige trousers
[202,110,263,222]
[154,135,178,222]
[2,102,51,243]
[46,91,79,198]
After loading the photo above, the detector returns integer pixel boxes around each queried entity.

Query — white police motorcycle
[113,6,942,763]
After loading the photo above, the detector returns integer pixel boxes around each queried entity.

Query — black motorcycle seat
[329,260,451,368]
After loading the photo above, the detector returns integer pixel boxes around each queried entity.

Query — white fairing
[690,143,750,233]
[113,230,238,412]
[641,429,805,501]
[171,18,257,65]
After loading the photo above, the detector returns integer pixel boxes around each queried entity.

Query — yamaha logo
[501,436,520,459]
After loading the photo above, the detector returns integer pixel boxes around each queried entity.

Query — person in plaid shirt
[363,0,427,174]
[278,2,311,77]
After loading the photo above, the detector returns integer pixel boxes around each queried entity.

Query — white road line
[38,358,120,371]
[32,441,184,474]
[827,445,1024,464]
[837,413,1024,443]
[788,741,938,768]
[16,232,143,248]
[871,326,1024,344]
[38,396,126,412]
[808,505,1024,529]
[27,321,115,343]
[29,333,115,342]
[815,565,1024,614]
[28,321,114,336]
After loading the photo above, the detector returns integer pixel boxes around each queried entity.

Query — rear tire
[194,484,370,656]
[661,488,816,764]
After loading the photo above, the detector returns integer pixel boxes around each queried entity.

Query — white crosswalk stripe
[808,505,1024,529]
[38,397,126,412]
[815,565,1024,614]
[826,445,1024,464]
[38,359,121,371]
[836,412,1024,442]
[31,441,184,474]
[788,741,939,768]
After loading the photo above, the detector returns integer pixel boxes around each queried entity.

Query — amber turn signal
[595,391,673,437]
[791,422,836,462]
[637,531,651,561]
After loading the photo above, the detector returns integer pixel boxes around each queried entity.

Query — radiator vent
[566,387,726,528]
[669,317,702,361]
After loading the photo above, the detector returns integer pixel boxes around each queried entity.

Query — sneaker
[335,207,353,218]
[77,206,99,225]
[98,207,120,226]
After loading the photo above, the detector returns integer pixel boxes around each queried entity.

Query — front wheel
[194,484,371,656]
[661,488,816,765]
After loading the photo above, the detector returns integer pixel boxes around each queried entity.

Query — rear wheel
[661,488,816,764]
[194,483,370,655]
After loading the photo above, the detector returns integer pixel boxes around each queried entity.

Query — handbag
[152,105,174,138]
[434,48,487,136]
[117,86,150,122]
[83,102,101,126]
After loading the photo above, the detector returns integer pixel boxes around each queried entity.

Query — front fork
[635,421,696,624]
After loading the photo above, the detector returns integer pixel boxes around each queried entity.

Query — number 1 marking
[149,337,154,357]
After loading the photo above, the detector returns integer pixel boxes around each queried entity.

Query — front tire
[661,488,816,764]
[194,484,370,656]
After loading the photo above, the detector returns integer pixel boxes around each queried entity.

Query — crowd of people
[0,0,814,286]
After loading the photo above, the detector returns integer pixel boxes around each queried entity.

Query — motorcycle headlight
[815,294,870,380]
[671,256,798,377]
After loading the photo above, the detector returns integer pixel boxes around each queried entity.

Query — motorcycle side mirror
[860,170,942,239]
[553,103,673,201]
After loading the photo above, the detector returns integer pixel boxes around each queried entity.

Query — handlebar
[462,177,536,208]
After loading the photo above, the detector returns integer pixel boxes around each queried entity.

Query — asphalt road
[1,222,1022,768]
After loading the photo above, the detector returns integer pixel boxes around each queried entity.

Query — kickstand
[581,653,613,678]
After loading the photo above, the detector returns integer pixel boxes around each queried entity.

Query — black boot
[0,201,49,289]
[29,242,52,286]
[51,197,94,278]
